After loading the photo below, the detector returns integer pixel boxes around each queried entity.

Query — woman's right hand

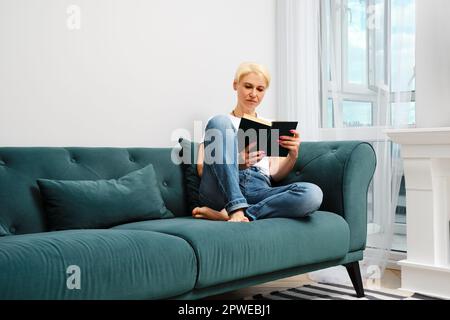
[239,142,266,170]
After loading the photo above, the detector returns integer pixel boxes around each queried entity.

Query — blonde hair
[234,62,271,88]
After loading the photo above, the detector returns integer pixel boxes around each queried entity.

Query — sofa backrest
[0,147,188,236]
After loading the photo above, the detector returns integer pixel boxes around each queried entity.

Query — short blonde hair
[234,62,271,88]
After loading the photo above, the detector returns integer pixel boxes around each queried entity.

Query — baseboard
[400,260,450,299]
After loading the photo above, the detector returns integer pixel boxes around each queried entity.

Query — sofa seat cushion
[0,229,196,299]
[113,212,350,289]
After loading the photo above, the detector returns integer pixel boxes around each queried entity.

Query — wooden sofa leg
[344,262,365,298]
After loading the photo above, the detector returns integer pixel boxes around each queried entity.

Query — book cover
[237,114,298,157]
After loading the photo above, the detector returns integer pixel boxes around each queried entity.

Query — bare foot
[192,207,230,221]
[228,210,250,223]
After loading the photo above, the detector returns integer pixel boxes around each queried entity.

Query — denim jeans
[199,115,323,221]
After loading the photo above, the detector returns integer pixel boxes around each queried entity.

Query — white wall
[0,0,276,147]
[415,0,450,128]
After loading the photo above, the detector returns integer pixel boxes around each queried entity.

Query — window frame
[342,0,373,94]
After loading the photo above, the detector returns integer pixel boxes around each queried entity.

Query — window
[346,0,368,86]
[320,0,415,253]
[321,0,416,129]
[343,100,373,127]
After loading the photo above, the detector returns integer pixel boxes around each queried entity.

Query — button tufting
[0,159,5,166]
[70,158,77,163]
[162,181,168,187]
[296,171,301,176]
[9,226,16,234]
[129,157,135,162]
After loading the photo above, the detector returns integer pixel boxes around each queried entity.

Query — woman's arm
[269,155,297,183]
[269,130,301,183]
[197,143,204,178]
[197,141,264,178]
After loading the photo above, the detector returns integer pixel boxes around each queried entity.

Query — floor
[206,268,402,300]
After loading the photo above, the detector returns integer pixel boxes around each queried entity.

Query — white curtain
[276,0,414,286]
[276,0,321,141]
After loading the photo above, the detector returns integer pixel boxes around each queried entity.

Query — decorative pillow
[178,138,201,213]
[37,164,174,231]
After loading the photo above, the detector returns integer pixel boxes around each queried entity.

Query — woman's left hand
[279,130,301,159]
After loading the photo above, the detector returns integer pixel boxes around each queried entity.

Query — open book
[237,114,298,157]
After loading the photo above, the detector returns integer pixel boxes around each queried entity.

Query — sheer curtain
[276,0,415,286]
[276,0,321,141]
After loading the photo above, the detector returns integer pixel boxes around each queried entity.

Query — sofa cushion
[37,164,174,231]
[113,212,350,289]
[177,138,201,213]
[0,229,197,299]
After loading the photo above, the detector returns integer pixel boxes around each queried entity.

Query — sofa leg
[344,262,365,298]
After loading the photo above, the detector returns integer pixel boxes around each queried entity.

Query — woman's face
[234,73,267,113]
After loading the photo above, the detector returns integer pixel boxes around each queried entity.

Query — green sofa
[0,141,376,300]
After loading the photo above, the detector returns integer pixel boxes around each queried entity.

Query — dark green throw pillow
[178,138,201,213]
[37,164,174,231]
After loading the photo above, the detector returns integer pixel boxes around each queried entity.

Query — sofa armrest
[274,141,377,252]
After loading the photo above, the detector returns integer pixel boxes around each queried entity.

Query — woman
[192,62,323,223]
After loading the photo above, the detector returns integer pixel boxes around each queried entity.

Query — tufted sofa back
[0,147,188,236]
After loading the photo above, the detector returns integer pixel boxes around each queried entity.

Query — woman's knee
[307,183,323,211]
[206,115,234,131]
[292,182,323,216]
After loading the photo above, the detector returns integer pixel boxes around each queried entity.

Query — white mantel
[387,128,450,299]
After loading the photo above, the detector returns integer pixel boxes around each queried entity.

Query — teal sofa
[0,141,376,300]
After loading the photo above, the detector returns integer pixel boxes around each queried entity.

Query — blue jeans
[199,115,323,221]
